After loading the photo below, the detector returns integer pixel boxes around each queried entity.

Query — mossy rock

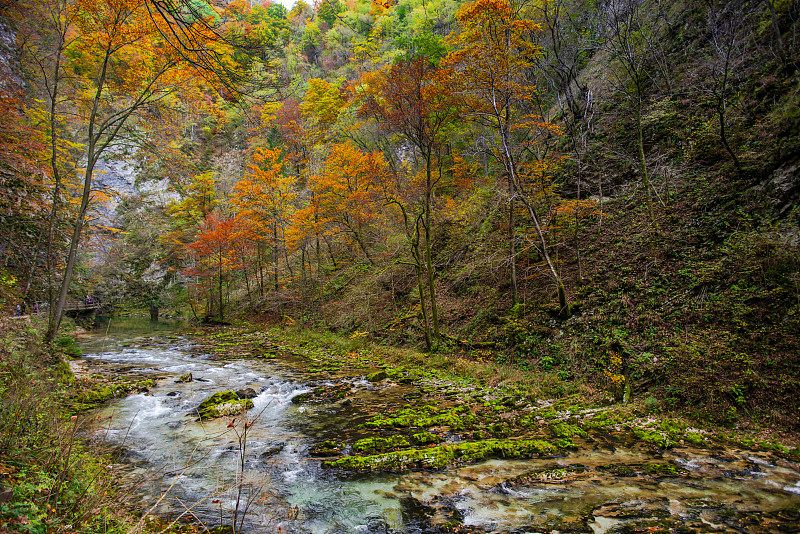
[310,440,341,457]
[363,404,479,431]
[324,439,560,472]
[196,391,254,419]
[508,465,588,486]
[291,392,310,404]
[597,462,686,478]
[411,432,443,446]
[367,370,389,382]
[633,428,672,448]
[486,423,512,438]
[550,421,588,439]
[353,435,411,454]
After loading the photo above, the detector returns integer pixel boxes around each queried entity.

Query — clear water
[79,318,800,533]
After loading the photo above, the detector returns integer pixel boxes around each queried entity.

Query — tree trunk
[509,188,519,307]
[635,101,654,224]
[46,155,95,341]
[218,251,224,321]
[498,121,570,317]
[272,225,279,291]
[423,154,439,342]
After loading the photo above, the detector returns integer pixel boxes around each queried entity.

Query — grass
[0,317,136,534]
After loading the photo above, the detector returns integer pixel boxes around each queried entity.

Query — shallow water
[80,318,800,533]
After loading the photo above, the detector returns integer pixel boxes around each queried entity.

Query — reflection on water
[79,318,800,533]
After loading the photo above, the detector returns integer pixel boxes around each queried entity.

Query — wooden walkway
[30,300,103,315]
[64,300,102,313]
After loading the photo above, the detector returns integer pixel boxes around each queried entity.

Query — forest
[0,0,799,530]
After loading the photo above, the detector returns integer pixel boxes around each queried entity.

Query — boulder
[235,387,258,399]
[196,391,254,419]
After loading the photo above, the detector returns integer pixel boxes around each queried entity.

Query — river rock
[260,442,285,458]
[195,391,254,419]
[177,372,192,383]
[367,370,388,382]
[310,440,341,457]
[235,387,258,399]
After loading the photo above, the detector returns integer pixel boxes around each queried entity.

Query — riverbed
[78,318,800,533]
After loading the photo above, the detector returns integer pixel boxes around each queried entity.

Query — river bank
[3,316,799,533]
[73,319,800,532]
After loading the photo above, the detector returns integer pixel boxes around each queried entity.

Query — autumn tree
[7,0,229,340]
[233,146,296,294]
[308,141,386,266]
[185,214,245,321]
[445,0,570,314]
[0,67,53,302]
[301,77,347,145]
[360,54,456,344]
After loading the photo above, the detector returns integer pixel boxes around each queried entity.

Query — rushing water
[79,318,800,533]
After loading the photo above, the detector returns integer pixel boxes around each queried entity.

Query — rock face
[196,391,254,419]
[747,157,800,216]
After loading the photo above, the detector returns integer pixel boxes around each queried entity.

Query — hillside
[1,0,798,432]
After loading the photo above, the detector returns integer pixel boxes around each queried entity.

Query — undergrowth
[0,318,134,534]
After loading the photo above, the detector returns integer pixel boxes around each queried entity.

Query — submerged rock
[259,442,285,458]
[235,387,258,399]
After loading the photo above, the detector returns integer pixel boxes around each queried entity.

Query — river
[78,317,800,533]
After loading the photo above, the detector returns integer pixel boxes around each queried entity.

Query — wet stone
[235,387,258,399]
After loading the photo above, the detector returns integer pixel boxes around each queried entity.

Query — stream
[78,318,800,533]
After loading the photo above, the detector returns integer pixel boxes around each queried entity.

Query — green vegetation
[324,439,561,472]
[0,320,135,533]
[1,0,799,528]
[196,391,254,419]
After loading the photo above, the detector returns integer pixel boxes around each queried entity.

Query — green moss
[633,428,672,448]
[291,392,310,404]
[583,410,623,430]
[657,418,687,434]
[549,421,588,438]
[324,439,560,472]
[55,335,81,358]
[197,391,253,419]
[685,432,708,447]
[362,404,479,430]
[353,435,410,454]
[411,432,443,446]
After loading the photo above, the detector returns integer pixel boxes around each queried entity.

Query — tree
[696,0,752,173]
[445,0,570,314]
[602,0,669,224]
[11,0,240,340]
[185,214,245,321]
[233,146,296,293]
[309,141,386,266]
[360,55,456,344]
[301,78,346,144]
